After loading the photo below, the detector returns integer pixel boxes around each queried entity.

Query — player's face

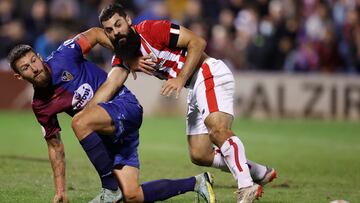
[102,13,132,44]
[102,13,141,59]
[14,51,51,87]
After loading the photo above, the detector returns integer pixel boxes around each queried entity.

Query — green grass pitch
[0,111,359,202]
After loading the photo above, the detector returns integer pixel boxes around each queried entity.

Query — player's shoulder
[135,20,171,33]
[45,38,80,61]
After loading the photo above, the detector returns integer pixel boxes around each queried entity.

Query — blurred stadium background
[0,0,360,119]
[0,0,360,202]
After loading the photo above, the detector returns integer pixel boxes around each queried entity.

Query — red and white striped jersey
[112,20,187,80]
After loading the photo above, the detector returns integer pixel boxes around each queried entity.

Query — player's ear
[37,53,43,62]
[126,15,132,26]
[14,73,23,80]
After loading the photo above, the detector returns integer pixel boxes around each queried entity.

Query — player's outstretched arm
[161,26,206,98]
[87,67,129,108]
[79,27,114,51]
[176,26,207,81]
[46,132,68,203]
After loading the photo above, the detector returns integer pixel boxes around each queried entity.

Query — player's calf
[189,152,214,167]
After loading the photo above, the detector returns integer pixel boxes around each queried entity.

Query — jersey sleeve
[137,20,180,48]
[54,35,91,61]
[33,107,61,140]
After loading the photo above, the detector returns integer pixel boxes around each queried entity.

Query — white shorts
[186,58,235,135]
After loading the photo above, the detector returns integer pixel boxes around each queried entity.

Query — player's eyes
[21,65,29,71]
[31,57,36,63]
[105,28,112,33]
[115,22,121,27]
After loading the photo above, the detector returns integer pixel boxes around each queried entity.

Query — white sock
[247,160,267,181]
[211,147,230,172]
[220,136,253,188]
[212,147,267,181]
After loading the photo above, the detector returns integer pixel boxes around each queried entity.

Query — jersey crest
[61,71,73,82]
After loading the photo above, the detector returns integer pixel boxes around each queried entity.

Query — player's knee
[209,128,233,145]
[71,113,92,136]
[72,114,84,130]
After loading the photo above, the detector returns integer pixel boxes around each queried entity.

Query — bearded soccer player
[8,29,121,203]
[8,28,215,203]
[92,4,277,203]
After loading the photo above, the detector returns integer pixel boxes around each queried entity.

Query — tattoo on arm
[47,132,66,192]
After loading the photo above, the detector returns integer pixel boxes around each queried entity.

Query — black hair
[8,44,35,74]
[99,3,127,24]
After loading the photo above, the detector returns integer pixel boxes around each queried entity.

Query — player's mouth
[117,37,127,45]
[34,70,43,79]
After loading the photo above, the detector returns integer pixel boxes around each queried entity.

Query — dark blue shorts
[98,86,143,169]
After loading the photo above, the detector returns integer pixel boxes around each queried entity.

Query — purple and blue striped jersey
[32,36,135,140]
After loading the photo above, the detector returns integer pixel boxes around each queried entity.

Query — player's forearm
[47,135,66,194]
[82,27,114,51]
[87,67,129,107]
[177,37,206,82]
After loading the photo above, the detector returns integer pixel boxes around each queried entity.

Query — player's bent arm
[176,26,207,82]
[46,132,67,202]
[87,67,129,107]
[79,27,114,51]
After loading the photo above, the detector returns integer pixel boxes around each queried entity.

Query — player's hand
[128,55,156,80]
[53,192,68,203]
[160,77,186,99]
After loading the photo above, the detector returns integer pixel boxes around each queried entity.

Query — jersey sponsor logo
[72,83,94,110]
[61,71,73,82]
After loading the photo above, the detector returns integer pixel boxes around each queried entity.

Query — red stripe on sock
[228,138,243,172]
[214,148,223,158]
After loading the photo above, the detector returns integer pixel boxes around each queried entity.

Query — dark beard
[33,67,51,88]
[113,28,141,60]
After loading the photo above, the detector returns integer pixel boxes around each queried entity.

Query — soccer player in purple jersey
[89,4,278,203]
[8,27,215,203]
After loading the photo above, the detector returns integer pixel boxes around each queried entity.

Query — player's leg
[110,114,215,203]
[71,105,121,201]
[187,79,272,182]
[72,105,115,140]
[186,88,217,167]
[71,104,121,185]
[205,112,263,202]
[205,112,253,185]
[112,165,215,203]
[187,133,272,181]
[112,166,143,202]
[196,59,262,202]
[187,133,213,166]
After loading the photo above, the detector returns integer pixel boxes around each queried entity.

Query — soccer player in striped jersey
[8,28,215,203]
[96,3,277,203]
[8,31,121,203]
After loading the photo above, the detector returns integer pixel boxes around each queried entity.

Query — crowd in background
[1,0,360,74]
